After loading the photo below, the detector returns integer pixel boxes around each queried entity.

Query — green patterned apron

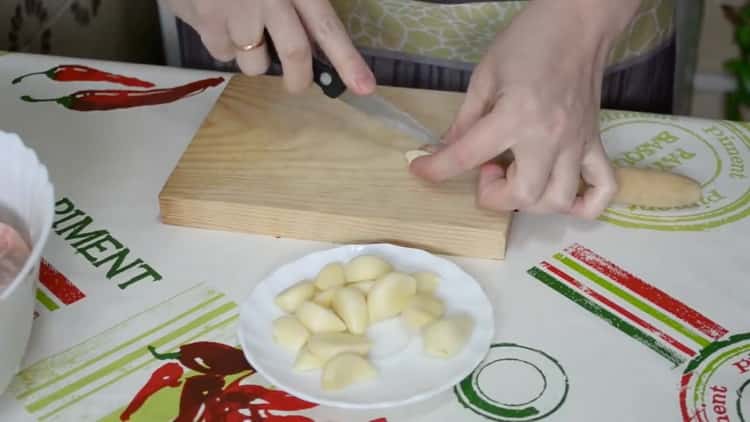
[328,0,675,71]
[176,0,688,113]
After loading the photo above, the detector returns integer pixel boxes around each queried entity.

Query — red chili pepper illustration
[119,362,183,421]
[204,390,262,422]
[204,387,316,422]
[124,340,324,421]
[263,415,316,421]
[174,373,225,422]
[19,77,224,111]
[221,382,317,412]
[148,341,252,376]
[12,64,155,87]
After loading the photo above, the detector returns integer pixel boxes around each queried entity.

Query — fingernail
[405,149,432,164]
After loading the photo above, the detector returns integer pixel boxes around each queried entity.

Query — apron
[176,0,678,114]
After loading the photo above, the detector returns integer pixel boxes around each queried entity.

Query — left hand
[409,0,640,219]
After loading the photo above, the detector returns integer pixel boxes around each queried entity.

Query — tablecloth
[0,51,747,422]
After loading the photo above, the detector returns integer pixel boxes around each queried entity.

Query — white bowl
[237,243,495,410]
[0,131,55,393]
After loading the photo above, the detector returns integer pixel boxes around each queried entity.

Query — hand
[409,0,640,219]
[164,0,375,95]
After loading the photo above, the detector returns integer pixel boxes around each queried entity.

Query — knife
[263,31,440,145]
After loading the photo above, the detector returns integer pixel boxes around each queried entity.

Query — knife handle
[263,29,347,98]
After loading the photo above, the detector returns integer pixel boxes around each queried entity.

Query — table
[0,51,747,422]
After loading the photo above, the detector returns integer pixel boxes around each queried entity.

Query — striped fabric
[10,283,239,420]
[528,244,728,367]
[35,259,85,315]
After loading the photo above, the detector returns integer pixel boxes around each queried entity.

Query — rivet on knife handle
[311,59,346,98]
[263,29,346,99]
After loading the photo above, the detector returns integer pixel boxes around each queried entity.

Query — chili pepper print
[254,388,318,413]
[148,340,252,376]
[204,390,263,422]
[263,416,316,421]
[204,388,316,422]
[12,64,155,87]
[223,383,317,412]
[19,77,225,111]
[174,373,225,422]
[119,362,183,421]
[202,379,317,422]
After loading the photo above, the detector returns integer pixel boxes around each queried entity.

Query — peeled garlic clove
[344,255,393,283]
[275,281,316,313]
[352,280,375,294]
[411,293,444,315]
[404,149,431,164]
[272,316,310,353]
[422,314,474,359]
[321,353,377,391]
[367,272,417,323]
[401,294,445,329]
[314,262,347,290]
[402,306,438,329]
[313,288,338,308]
[306,332,371,362]
[412,271,440,294]
[332,287,368,334]
[294,346,324,371]
[295,301,346,333]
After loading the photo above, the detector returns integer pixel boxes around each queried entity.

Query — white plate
[237,243,495,409]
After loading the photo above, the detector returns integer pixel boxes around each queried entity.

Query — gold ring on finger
[234,36,266,52]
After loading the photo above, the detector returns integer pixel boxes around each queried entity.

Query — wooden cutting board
[159,75,511,259]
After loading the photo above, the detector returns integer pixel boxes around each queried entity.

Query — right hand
[164,0,376,94]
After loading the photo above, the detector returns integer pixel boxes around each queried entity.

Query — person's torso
[328,0,676,72]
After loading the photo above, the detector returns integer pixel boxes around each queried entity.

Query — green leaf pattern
[328,0,675,67]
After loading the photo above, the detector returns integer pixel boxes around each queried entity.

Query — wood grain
[159,75,511,259]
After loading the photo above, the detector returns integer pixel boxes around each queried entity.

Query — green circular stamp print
[598,112,750,231]
[679,332,750,422]
[455,343,569,421]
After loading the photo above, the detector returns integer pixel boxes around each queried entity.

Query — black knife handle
[264,29,346,98]
[311,58,347,98]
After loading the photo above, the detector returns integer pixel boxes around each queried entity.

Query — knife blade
[264,30,440,145]
[336,90,439,145]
